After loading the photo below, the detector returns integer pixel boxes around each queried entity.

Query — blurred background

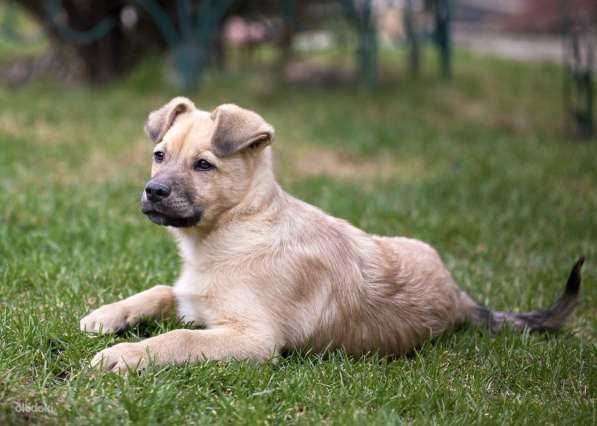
[1,1,595,134]
[0,0,596,135]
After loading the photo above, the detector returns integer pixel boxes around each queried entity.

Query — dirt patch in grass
[278,145,438,186]
[0,112,60,142]
[0,108,151,186]
[57,138,150,185]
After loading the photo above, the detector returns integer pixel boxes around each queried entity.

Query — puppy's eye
[153,151,165,163]
[193,159,214,171]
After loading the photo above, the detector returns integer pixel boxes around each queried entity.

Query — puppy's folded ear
[145,97,196,143]
[210,104,274,157]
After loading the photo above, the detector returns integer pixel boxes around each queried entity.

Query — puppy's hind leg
[80,285,175,334]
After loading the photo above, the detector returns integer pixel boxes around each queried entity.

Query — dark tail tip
[469,256,585,333]
[565,256,585,296]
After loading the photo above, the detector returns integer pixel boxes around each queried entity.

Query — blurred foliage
[0,1,46,61]
[3,0,454,87]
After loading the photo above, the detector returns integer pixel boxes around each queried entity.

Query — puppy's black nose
[145,181,171,202]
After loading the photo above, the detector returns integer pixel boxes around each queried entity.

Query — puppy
[80,97,584,373]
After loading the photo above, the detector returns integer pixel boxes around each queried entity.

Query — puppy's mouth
[141,204,202,228]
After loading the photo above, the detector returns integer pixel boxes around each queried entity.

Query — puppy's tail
[463,257,585,332]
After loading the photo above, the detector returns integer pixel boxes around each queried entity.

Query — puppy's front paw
[91,343,149,374]
[80,303,133,334]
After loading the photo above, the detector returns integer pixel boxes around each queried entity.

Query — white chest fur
[170,227,276,330]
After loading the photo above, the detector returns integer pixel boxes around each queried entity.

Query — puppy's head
[140,97,274,228]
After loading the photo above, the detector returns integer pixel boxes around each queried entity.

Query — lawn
[0,51,595,425]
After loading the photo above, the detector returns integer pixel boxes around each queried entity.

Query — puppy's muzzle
[141,179,202,228]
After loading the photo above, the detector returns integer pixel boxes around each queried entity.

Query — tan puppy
[80,97,585,373]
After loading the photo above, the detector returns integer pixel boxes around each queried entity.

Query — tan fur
[81,98,473,373]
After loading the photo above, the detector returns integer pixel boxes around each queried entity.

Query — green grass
[0,51,596,425]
